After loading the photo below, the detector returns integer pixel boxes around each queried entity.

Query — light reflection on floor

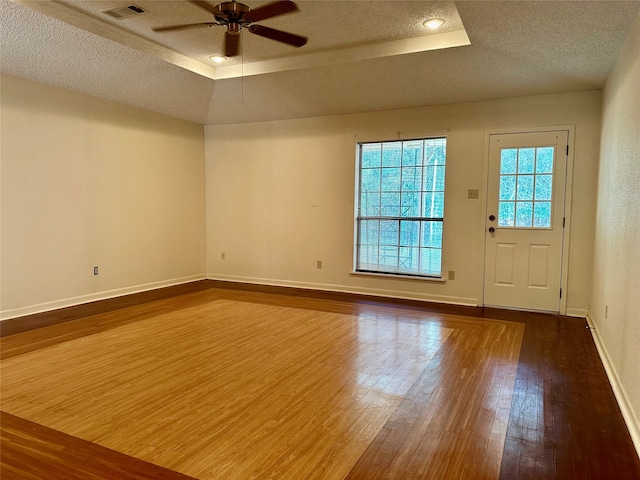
[354,313,453,398]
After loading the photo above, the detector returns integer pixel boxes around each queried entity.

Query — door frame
[480,126,576,315]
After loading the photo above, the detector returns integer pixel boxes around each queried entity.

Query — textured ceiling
[1,0,639,125]
[64,0,467,66]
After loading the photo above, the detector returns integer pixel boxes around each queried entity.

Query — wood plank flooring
[0,411,196,480]
[1,283,639,479]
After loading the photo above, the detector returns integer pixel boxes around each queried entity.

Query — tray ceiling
[1,0,639,125]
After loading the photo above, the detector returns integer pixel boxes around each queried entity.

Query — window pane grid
[356,138,446,277]
[498,146,554,228]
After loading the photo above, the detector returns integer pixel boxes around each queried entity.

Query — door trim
[481,126,575,315]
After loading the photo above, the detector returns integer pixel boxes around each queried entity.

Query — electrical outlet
[221,252,226,260]
[93,266,99,275]
[317,260,322,269]
[447,270,455,280]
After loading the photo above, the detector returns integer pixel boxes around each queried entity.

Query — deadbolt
[489,214,496,221]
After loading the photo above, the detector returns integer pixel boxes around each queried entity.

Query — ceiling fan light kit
[153,0,308,58]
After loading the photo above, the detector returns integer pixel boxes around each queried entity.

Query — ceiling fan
[152,0,307,58]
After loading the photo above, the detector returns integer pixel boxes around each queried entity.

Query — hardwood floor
[1,283,639,479]
[1,412,196,480]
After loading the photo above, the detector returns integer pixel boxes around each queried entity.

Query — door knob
[489,227,495,233]
[489,215,496,221]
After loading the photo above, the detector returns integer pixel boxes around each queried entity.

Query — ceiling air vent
[101,4,147,20]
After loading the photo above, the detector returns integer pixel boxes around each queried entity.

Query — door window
[498,146,554,228]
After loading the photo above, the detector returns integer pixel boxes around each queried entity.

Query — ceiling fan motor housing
[214,2,250,25]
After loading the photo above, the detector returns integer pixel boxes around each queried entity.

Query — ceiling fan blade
[248,24,307,47]
[244,0,298,23]
[152,22,218,32]
[225,31,240,57]
[189,0,217,15]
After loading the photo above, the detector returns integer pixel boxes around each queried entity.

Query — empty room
[1,0,639,478]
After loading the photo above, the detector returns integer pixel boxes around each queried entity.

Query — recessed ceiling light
[209,55,227,64]
[423,18,446,30]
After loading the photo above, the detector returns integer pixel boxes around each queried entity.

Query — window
[355,137,447,278]
[498,146,554,228]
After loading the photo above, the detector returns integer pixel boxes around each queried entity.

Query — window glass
[500,149,517,174]
[382,142,402,167]
[356,138,446,277]
[498,146,554,229]
[361,144,381,168]
[498,202,515,227]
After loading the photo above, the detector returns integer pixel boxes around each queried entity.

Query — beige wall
[1,74,206,318]
[205,90,602,312]
[591,11,640,448]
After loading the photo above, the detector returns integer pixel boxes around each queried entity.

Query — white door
[484,131,568,312]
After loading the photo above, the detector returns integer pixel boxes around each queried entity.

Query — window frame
[353,136,447,279]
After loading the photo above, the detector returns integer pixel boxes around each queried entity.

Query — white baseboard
[586,312,640,458]
[207,274,479,307]
[566,307,588,318]
[0,274,207,321]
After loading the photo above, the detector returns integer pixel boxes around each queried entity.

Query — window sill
[350,271,446,282]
